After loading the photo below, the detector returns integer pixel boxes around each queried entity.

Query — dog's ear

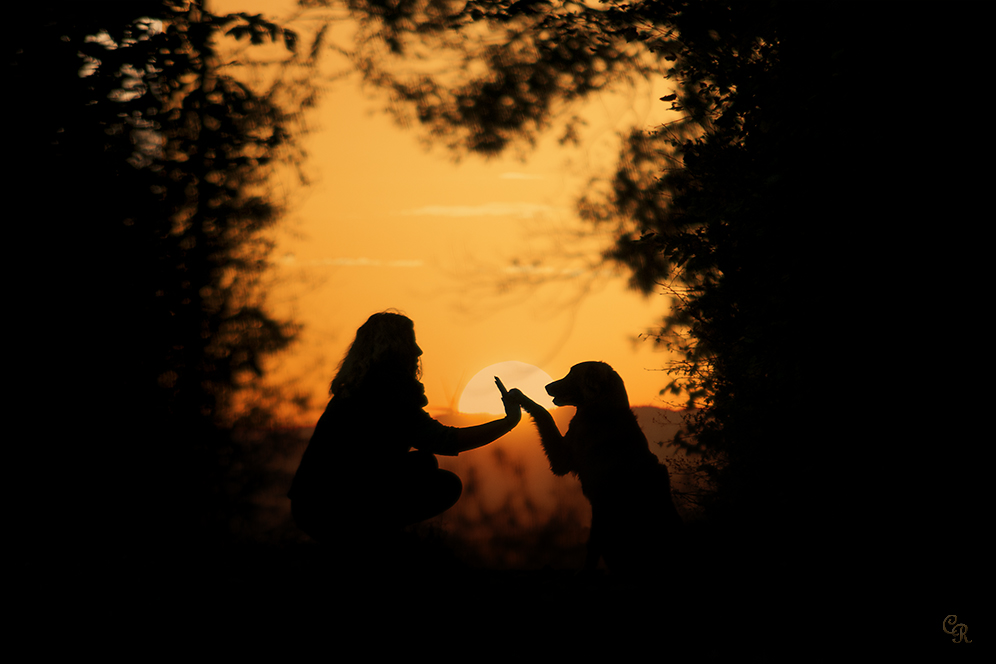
[608,370,630,409]
[578,364,604,404]
[590,362,629,409]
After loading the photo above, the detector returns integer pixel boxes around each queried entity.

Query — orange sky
[215,1,683,424]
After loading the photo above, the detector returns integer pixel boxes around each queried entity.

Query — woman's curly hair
[329,310,425,405]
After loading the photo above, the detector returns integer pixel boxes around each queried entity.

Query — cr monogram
[942,615,971,644]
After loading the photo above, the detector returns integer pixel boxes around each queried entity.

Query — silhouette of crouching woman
[288,311,521,553]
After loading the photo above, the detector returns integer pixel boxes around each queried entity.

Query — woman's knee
[290,499,327,543]
[437,469,462,503]
[405,449,439,472]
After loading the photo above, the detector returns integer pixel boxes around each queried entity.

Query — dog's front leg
[509,389,573,476]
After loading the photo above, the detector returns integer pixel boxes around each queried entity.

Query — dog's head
[546,361,630,410]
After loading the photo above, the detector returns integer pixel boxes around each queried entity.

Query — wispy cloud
[278,255,423,268]
[503,264,588,277]
[401,202,559,219]
[499,172,545,180]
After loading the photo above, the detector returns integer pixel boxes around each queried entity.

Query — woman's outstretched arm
[452,378,522,453]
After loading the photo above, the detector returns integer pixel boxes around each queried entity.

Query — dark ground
[79,521,981,661]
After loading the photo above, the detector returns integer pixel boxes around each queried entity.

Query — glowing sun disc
[458,361,555,414]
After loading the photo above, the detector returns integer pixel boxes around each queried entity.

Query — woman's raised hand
[494,376,522,425]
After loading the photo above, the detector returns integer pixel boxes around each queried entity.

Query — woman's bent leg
[292,452,463,542]
[395,466,462,528]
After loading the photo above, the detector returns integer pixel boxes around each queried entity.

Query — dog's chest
[564,416,646,486]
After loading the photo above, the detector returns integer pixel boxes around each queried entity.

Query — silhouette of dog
[511,361,682,576]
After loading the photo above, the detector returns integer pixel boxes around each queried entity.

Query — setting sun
[458,361,556,414]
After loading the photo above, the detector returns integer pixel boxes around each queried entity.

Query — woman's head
[330,311,425,402]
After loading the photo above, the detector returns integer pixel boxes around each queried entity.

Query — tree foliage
[11,1,315,548]
[578,2,986,542]
[318,0,672,155]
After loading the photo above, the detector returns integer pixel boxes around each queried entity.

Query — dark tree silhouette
[311,0,669,155]
[573,6,986,582]
[10,1,317,571]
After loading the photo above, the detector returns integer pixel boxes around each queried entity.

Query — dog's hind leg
[584,510,603,572]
